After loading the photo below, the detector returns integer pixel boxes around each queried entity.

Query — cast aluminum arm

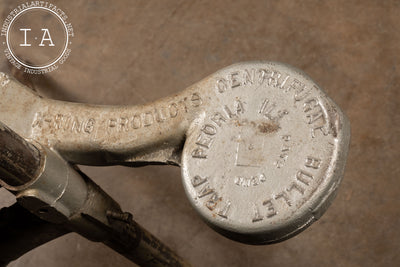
[0,61,350,249]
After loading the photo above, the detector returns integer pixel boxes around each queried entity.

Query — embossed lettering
[275,191,292,207]
[108,118,117,128]
[252,204,263,222]
[205,193,221,210]
[287,182,305,195]
[54,114,63,129]
[131,115,141,129]
[32,112,43,128]
[143,112,153,127]
[234,99,245,115]
[84,118,95,133]
[192,175,207,187]
[303,98,329,137]
[72,117,83,133]
[211,112,227,127]
[217,201,231,219]
[296,170,313,185]
[169,103,178,118]
[275,135,291,169]
[262,199,277,218]
[198,185,214,198]
[243,69,255,85]
[293,81,312,102]
[201,124,217,135]
[230,72,241,88]
[154,108,168,123]
[119,117,129,131]
[195,133,213,148]
[305,156,321,169]
[259,69,289,89]
[234,173,266,187]
[259,98,288,121]
[191,93,202,107]
[216,78,228,93]
[224,100,245,119]
[191,148,207,159]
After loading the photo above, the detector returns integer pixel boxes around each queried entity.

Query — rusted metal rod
[0,121,190,267]
[0,122,41,187]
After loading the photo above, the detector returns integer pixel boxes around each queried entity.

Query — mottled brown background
[0,0,399,266]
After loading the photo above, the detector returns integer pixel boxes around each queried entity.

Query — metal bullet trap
[0,62,350,266]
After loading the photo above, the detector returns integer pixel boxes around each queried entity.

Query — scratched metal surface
[0,0,399,266]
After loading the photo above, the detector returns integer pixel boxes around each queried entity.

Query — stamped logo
[181,62,347,244]
[1,2,74,74]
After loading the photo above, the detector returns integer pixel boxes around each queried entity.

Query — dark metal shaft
[0,122,190,266]
[73,171,191,267]
[88,210,190,267]
[0,122,41,186]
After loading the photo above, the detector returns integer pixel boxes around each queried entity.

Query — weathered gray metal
[181,62,350,244]
[0,61,350,245]
[0,121,41,186]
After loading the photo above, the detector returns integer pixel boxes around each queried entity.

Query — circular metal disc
[181,62,350,244]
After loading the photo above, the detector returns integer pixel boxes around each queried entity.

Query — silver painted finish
[181,62,350,244]
[0,62,350,244]
[1,143,88,223]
